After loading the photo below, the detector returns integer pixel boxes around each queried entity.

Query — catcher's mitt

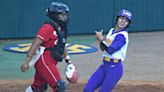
[65,63,78,84]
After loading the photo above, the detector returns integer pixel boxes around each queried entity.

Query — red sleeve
[36,24,54,42]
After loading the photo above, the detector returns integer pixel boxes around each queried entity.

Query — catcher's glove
[65,63,78,84]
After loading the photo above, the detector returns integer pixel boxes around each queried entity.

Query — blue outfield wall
[115,0,164,32]
[0,0,164,39]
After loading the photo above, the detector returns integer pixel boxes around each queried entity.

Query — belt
[103,57,121,63]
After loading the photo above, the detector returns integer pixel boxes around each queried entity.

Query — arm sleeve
[107,34,126,54]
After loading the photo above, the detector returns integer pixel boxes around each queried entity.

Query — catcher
[84,9,132,92]
[20,2,78,92]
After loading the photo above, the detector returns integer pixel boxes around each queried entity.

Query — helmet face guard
[46,2,69,21]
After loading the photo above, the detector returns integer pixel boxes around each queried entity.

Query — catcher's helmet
[46,2,69,20]
[65,63,78,84]
[118,9,132,21]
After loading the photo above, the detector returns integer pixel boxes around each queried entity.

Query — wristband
[100,40,109,50]
[101,40,109,47]
[65,55,71,63]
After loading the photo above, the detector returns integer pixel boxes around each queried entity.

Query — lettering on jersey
[3,43,98,54]
[106,39,113,44]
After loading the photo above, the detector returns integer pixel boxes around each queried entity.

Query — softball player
[20,2,73,92]
[84,9,132,92]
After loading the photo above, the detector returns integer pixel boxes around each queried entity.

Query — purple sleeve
[106,34,126,54]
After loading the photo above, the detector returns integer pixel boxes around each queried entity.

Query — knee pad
[56,80,67,92]
[39,84,48,92]
[30,84,48,92]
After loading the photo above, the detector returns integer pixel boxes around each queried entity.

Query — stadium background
[0,0,164,39]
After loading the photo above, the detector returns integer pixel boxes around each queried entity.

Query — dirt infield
[1,80,164,92]
[1,31,164,92]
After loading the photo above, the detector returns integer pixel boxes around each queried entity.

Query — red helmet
[65,63,78,84]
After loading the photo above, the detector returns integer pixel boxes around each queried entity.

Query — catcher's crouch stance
[84,9,132,92]
[20,2,78,92]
